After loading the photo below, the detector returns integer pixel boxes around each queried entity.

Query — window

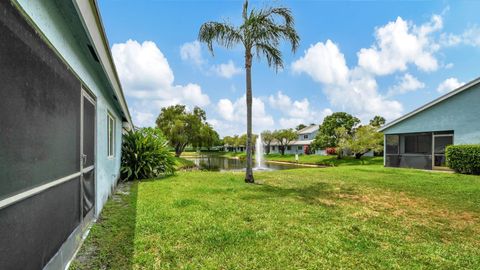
[386,135,399,154]
[298,146,302,150]
[303,134,308,139]
[107,112,115,158]
[287,146,291,150]
[403,134,431,154]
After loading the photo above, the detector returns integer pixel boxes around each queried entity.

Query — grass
[265,153,383,166]
[71,165,480,269]
[173,156,196,170]
[219,151,383,167]
[69,183,138,270]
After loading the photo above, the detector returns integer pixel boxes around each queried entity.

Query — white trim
[379,76,480,132]
[72,0,132,127]
[383,134,386,166]
[107,111,115,158]
[82,165,95,173]
[432,133,454,169]
[0,172,82,210]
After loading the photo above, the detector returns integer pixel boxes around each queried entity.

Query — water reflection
[185,154,308,171]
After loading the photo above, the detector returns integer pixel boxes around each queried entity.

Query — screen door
[433,134,453,168]
[82,91,96,217]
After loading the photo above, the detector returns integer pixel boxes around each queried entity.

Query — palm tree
[199,0,299,183]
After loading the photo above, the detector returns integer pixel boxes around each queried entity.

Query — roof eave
[72,0,132,127]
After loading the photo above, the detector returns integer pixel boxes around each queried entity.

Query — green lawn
[265,153,383,166]
[173,156,196,170]
[220,152,383,166]
[70,166,480,269]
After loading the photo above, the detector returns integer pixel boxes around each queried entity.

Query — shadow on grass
[69,181,138,270]
[242,181,356,207]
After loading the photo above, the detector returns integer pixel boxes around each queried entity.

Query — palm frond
[255,43,283,71]
[198,22,243,54]
[242,0,249,21]
[253,6,300,53]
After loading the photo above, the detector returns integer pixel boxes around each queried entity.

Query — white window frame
[107,112,115,158]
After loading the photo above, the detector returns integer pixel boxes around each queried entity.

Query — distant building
[379,76,480,170]
[269,124,319,155]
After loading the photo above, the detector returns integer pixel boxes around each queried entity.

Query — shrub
[326,147,337,155]
[446,145,480,175]
[304,145,310,155]
[121,128,176,181]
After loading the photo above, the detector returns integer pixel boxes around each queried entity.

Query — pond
[184,154,313,171]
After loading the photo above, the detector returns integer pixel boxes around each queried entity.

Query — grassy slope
[173,156,195,170]
[71,166,480,269]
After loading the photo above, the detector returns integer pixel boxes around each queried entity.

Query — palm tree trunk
[245,52,254,183]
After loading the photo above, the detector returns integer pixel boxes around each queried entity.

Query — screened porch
[385,131,454,170]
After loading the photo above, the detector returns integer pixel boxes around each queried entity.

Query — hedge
[446,144,480,175]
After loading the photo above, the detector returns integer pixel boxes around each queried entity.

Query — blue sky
[99,0,480,136]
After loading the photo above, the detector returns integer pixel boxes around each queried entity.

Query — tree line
[154,104,386,160]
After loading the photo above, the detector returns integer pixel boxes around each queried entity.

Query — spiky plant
[121,128,176,181]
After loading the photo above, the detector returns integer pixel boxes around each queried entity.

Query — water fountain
[255,133,266,170]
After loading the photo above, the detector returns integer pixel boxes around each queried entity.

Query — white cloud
[214,95,274,134]
[441,25,480,48]
[268,91,313,118]
[436,77,464,94]
[462,26,480,47]
[278,108,333,129]
[112,39,210,127]
[387,73,425,96]
[131,110,155,127]
[180,40,203,66]
[217,99,235,121]
[268,91,293,110]
[292,40,349,85]
[357,15,442,76]
[180,40,242,79]
[211,60,242,78]
[268,91,332,128]
[291,14,449,122]
[292,41,403,122]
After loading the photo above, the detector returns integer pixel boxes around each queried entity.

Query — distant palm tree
[199,0,299,183]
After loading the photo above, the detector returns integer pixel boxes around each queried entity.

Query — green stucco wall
[383,84,480,145]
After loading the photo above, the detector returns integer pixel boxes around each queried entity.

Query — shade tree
[272,129,297,155]
[312,112,360,150]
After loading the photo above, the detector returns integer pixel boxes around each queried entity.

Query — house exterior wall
[382,84,480,145]
[285,145,305,155]
[268,128,318,155]
[298,130,318,141]
[269,144,306,155]
[16,0,124,215]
